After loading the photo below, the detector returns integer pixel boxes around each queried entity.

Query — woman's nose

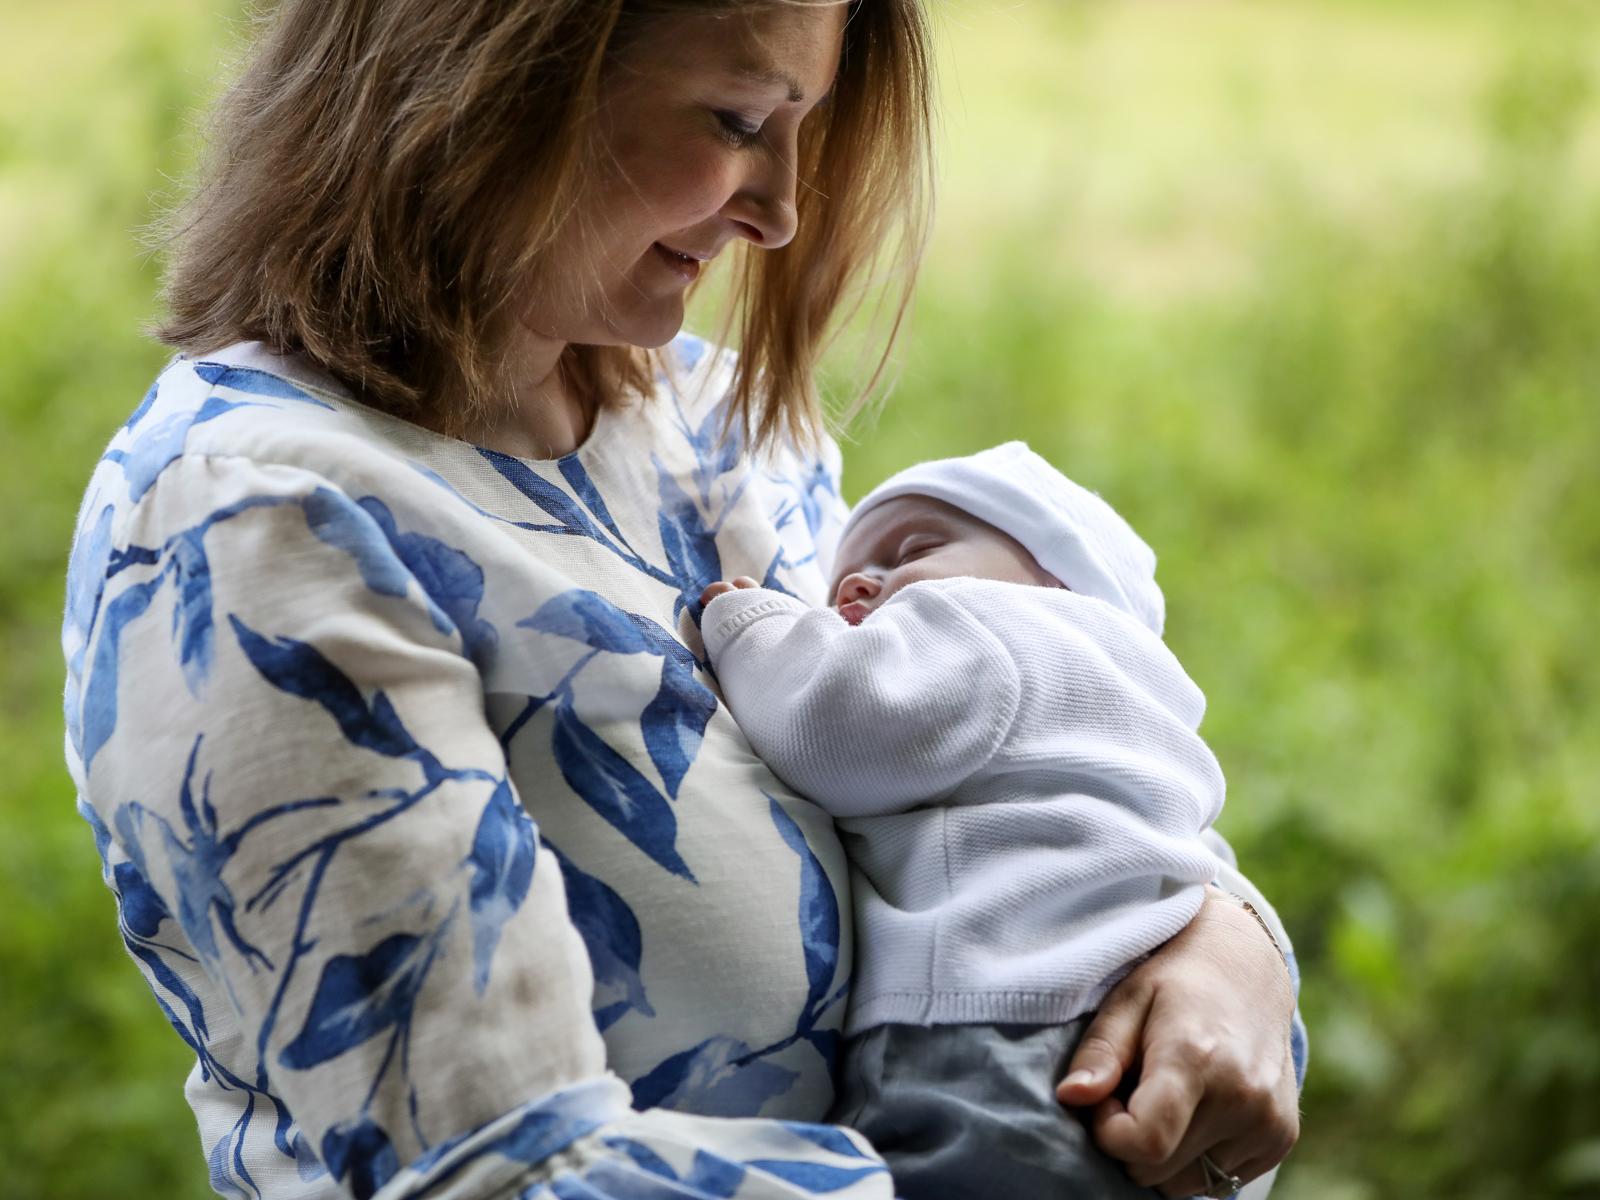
[723,136,800,250]
[834,572,881,608]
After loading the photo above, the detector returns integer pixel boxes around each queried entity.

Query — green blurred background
[4,0,1599,1196]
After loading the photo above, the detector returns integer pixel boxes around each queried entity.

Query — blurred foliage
[4,1,1599,1197]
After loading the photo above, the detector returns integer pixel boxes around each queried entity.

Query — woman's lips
[652,242,702,283]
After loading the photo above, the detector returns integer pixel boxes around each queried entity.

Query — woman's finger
[1150,1158,1210,1199]
[1099,1039,1207,1174]
[1148,1141,1257,1200]
[1137,1035,1299,1182]
[1139,1123,1288,1195]
[1056,974,1153,1106]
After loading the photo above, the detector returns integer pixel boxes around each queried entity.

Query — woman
[62,2,1302,1197]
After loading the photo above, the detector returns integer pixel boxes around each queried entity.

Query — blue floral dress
[62,336,886,1199]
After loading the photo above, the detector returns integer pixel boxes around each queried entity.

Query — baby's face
[829,495,1061,625]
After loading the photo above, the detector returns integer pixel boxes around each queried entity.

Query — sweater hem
[843,971,1132,1037]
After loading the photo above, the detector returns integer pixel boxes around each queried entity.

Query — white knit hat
[840,442,1166,635]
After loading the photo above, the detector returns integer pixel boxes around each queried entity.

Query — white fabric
[703,577,1224,1035]
[838,441,1166,635]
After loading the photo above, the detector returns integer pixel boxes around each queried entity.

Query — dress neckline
[191,340,623,469]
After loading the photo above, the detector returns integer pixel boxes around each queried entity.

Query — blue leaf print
[776,1123,875,1161]
[107,543,162,578]
[291,1130,328,1182]
[601,1137,680,1181]
[78,796,114,868]
[559,456,631,549]
[766,797,840,1032]
[82,575,163,769]
[683,1151,748,1198]
[677,392,745,510]
[206,1107,257,1200]
[546,842,654,1031]
[279,933,431,1070]
[320,1116,399,1200]
[551,704,695,882]
[357,496,499,667]
[745,1161,885,1193]
[793,460,837,542]
[625,611,700,668]
[674,333,708,374]
[630,1036,799,1116]
[229,616,419,757]
[65,502,115,639]
[480,449,610,542]
[489,1106,605,1166]
[521,588,656,656]
[303,488,412,601]
[124,378,159,431]
[524,591,718,799]
[641,656,717,800]
[114,745,269,974]
[696,397,744,474]
[167,530,215,694]
[464,778,537,995]
[105,395,254,502]
[127,937,212,1048]
[192,361,334,408]
[654,456,722,609]
[114,860,171,939]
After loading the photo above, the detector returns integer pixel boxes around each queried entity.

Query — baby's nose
[834,572,881,608]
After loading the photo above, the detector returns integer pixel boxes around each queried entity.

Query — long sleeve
[701,586,1022,819]
[68,453,892,1200]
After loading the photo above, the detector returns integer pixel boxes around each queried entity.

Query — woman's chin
[606,302,686,351]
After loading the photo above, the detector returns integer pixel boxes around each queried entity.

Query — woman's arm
[1057,881,1304,1196]
[70,452,893,1199]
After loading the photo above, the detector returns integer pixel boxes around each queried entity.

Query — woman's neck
[473,335,596,460]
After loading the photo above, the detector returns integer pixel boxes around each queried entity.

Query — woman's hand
[700,576,762,605]
[1055,887,1300,1196]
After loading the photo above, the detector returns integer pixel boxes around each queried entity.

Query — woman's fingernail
[1063,1070,1096,1089]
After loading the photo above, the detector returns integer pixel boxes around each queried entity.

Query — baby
[699,442,1236,1199]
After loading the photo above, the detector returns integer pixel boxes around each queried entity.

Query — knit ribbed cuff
[701,588,814,661]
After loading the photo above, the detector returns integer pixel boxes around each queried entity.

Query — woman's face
[524,3,847,352]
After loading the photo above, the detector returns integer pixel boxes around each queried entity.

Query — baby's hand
[699,577,762,606]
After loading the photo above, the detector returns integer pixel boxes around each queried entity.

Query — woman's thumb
[1055,982,1148,1106]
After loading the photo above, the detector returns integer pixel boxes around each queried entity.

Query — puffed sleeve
[69,453,894,1199]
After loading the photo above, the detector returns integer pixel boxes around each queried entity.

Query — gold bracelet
[1212,888,1288,965]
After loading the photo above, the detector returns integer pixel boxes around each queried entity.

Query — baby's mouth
[838,601,871,626]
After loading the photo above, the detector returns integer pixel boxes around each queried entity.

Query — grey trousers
[829,1019,1161,1200]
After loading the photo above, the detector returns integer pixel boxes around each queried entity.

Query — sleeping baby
[699,441,1250,1200]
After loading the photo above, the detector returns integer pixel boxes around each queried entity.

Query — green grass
[4,1,1599,1196]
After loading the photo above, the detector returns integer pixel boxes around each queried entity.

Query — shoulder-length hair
[155,0,933,452]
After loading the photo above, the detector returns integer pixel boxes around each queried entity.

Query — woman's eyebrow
[735,63,806,103]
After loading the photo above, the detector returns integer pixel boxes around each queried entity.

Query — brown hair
[155,0,933,451]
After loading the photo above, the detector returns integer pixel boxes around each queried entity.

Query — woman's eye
[714,111,763,147]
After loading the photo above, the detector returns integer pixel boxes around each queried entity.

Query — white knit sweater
[702,578,1225,1035]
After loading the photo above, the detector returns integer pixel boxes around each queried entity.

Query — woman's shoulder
[87,343,474,519]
